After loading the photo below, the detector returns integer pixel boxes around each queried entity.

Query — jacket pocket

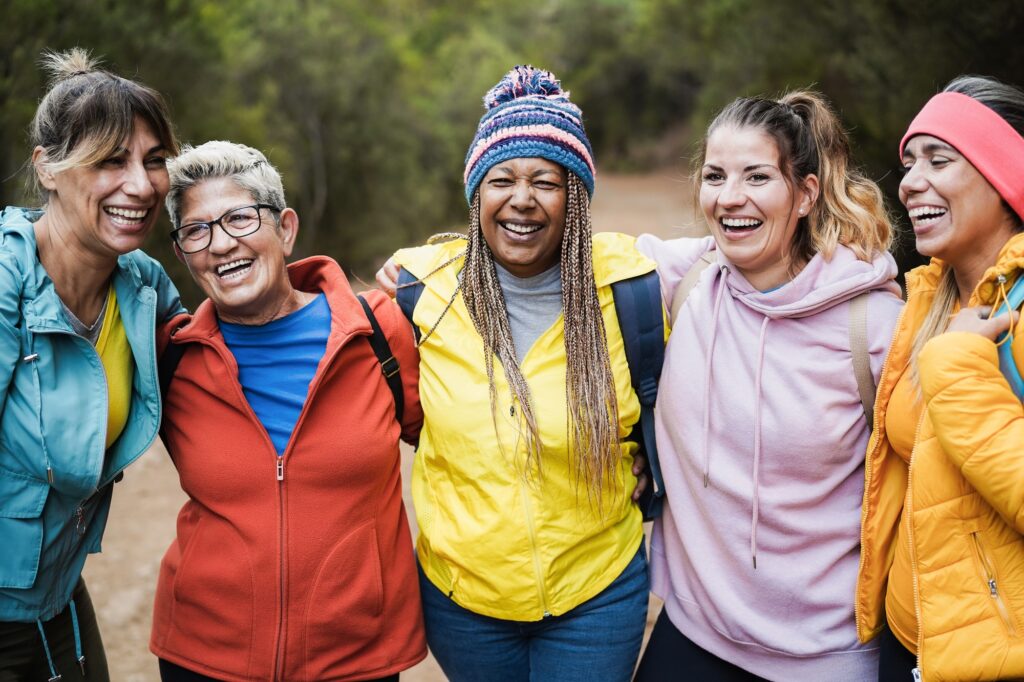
[970,531,1019,637]
[165,516,256,672]
[304,518,385,676]
[0,468,48,589]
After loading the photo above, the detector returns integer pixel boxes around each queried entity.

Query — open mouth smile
[104,206,149,227]
[908,205,947,227]
[216,258,254,279]
[720,217,763,233]
[500,221,544,236]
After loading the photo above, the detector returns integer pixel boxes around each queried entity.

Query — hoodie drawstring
[701,272,728,487]
[34,596,85,681]
[750,316,770,569]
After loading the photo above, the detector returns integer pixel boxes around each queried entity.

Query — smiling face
[699,125,817,290]
[177,176,300,325]
[478,157,567,278]
[36,117,170,260]
[899,134,1017,268]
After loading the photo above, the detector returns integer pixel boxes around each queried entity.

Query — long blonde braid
[454,173,622,505]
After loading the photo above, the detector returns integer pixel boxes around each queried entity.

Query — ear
[798,174,820,216]
[32,146,57,191]
[277,208,299,258]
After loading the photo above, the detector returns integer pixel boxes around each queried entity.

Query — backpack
[157,294,405,440]
[995,275,1024,401]
[396,266,667,520]
[670,253,877,426]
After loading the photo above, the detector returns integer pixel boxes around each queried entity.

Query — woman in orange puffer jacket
[856,75,1024,682]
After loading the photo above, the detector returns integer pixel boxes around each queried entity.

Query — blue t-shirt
[219,293,331,456]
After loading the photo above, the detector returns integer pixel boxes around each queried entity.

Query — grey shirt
[494,262,562,365]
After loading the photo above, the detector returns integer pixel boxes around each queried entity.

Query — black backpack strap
[357,294,404,425]
[611,270,666,520]
[157,336,188,446]
[395,267,425,343]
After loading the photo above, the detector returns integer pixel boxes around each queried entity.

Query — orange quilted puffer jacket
[856,233,1024,681]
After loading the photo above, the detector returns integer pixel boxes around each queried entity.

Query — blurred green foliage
[2,0,1021,302]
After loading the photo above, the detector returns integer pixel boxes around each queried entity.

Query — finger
[375,267,397,297]
[384,258,400,281]
[988,309,1018,335]
[632,454,647,476]
[632,474,649,502]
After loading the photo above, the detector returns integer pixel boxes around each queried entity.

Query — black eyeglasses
[171,204,280,253]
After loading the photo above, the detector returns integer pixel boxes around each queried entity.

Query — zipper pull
[75,506,86,535]
[912,667,922,682]
[276,458,284,482]
[989,578,999,598]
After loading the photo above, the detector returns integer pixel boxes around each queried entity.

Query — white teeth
[501,222,542,235]
[908,206,947,219]
[217,259,253,276]
[105,207,147,219]
[721,217,762,228]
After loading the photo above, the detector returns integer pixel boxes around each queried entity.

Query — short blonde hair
[165,141,286,227]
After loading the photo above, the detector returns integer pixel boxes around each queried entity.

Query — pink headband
[900,91,1024,221]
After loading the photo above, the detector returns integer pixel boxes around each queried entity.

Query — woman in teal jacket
[0,49,183,680]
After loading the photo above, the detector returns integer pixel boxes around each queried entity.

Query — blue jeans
[419,543,649,682]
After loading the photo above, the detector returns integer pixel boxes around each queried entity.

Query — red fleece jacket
[150,256,425,681]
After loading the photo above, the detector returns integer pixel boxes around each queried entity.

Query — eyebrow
[702,163,777,172]
[903,141,957,159]
[493,165,562,179]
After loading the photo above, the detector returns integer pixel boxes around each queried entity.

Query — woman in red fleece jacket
[150,140,425,682]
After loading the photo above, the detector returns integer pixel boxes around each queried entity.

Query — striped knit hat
[463,65,595,204]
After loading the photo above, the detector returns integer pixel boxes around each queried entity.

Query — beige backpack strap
[848,292,876,427]
[670,252,716,324]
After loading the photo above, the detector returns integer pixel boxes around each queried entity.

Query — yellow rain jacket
[394,232,652,621]
[857,232,1024,681]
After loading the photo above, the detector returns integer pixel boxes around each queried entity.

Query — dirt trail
[82,170,700,681]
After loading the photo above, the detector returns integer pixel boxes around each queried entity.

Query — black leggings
[634,608,767,681]
[876,626,917,682]
[0,579,109,682]
[159,658,399,682]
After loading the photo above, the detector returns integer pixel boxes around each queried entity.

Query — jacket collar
[172,255,370,346]
[906,231,1024,304]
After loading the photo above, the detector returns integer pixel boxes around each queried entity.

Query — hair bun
[40,47,100,85]
[483,65,567,110]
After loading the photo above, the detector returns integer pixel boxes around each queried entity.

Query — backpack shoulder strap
[996,275,1024,401]
[611,270,666,520]
[670,252,716,323]
[357,294,404,424]
[848,292,876,426]
[157,336,188,446]
[396,267,425,344]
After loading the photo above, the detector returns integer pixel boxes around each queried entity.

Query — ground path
[82,170,700,681]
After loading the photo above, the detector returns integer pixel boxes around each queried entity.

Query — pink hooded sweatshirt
[637,235,903,681]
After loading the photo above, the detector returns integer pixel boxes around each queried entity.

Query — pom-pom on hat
[463,65,595,204]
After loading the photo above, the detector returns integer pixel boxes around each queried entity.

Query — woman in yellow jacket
[856,75,1024,681]
[380,66,652,682]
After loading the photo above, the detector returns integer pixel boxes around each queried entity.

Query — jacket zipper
[274,457,286,681]
[906,411,927,681]
[971,531,1018,636]
[518,478,553,617]
[855,303,909,639]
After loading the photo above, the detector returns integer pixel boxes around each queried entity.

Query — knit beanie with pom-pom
[463,65,595,204]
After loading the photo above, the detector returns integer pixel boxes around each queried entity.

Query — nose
[718,177,746,208]
[509,180,535,211]
[899,159,928,200]
[122,159,157,201]
[207,220,239,254]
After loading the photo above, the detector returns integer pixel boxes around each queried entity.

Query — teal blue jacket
[0,207,184,622]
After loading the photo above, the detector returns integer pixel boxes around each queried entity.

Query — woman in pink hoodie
[634,92,903,681]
